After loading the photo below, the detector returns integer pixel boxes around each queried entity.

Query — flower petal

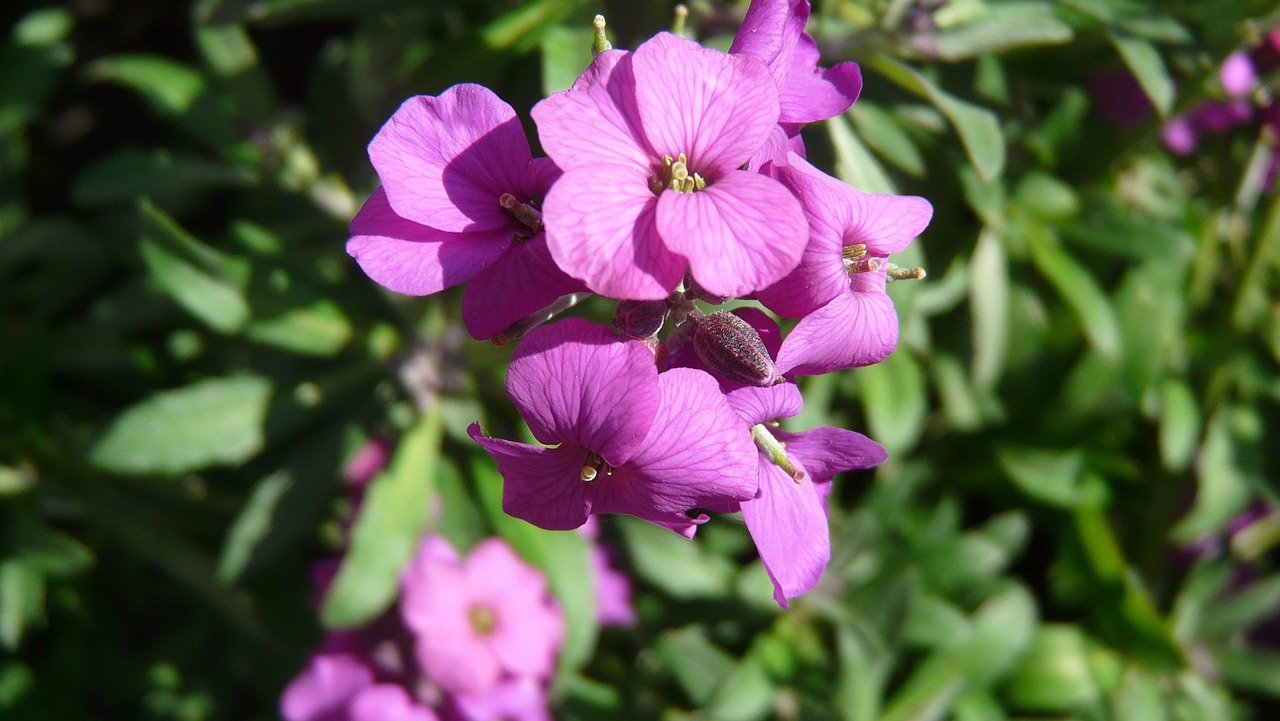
[783,155,932,255]
[467,540,564,681]
[633,32,780,177]
[777,37,862,124]
[350,685,439,721]
[469,426,592,532]
[347,187,510,296]
[369,84,533,233]
[740,459,830,607]
[543,164,684,300]
[774,426,887,482]
[532,50,652,172]
[726,383,803,425]
[280,653,374,721]
[775,283,898,375]
[461,234,588,341]
[656,171,806,298]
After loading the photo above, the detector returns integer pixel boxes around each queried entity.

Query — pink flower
[399,537,563,696]
[468,318,760,536]
[756,155,931,375]
[452,675,553,721]
[1221,51,1256,98]
[343,437,391,488]
[348,84,585,340]
[531,32,808,300]
[726,383,886,607]
[349,685,439,721]
[280,652,375,721]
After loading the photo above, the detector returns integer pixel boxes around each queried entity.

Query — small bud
[612,299,668,338]
[592,15,612,56]
[693,311,779,386]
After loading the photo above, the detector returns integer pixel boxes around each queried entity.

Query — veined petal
[774,426,887,482]
[753,163,851,317]
[370,84,534,233]
[544,165,684,300]
[469,427,593,531]
[620,368,759,511]
[504,319,660,463]
[726,383,803,425]
[461,234,588,341]
[785,154,932,254]
[730,0,808,74]
[632,32,780,178]
[532,50,652,172]
[778,38,863,124]
[741,459,830,607]
[657,171,807,298]
[776,286,898,375]
[346,187,509,296]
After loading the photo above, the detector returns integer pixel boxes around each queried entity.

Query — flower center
[499,193,544,240]
[580,451,613,482]
[650,153,706,195]
[469,604,497,635]
[842,243,882,275]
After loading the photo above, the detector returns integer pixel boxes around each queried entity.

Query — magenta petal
[776,286,899,375]
[369,84,533,232]
[657,172,807,297]
[469,427,592,531]
[466,540,563,680]
[346,187,511,296]
[783,155,932,255]
[453,676,551,721]
[505,319,660,462]
[632,32,780,177]
[532,50,652,172]
[778,38,862,124]
[280,653,374,721]
[350,685,438,721]
[610,368,759,513]
[461,234,588,340]
[726,383,803,425]
[741,460,830,607]
[543,165,684,300]
[774,426,887,482]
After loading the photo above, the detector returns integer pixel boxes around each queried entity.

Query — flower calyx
[693,311,780,387]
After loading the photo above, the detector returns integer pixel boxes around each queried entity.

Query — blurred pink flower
[280,652,375,721]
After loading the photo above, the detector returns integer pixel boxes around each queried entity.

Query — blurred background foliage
[2,0,1280,718]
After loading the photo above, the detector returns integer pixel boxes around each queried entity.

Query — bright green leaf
[828,112,897,194]
[1027,226,1121,359]
[84,54,207,115]
[969,228,1009,388]
[1108,32,1173,116]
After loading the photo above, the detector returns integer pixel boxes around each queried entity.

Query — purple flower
[730,0,862,127]
[280,652,375,721]
[531,32,808,300]
[399,537,563,696]
[1161,115,1199,155]
[349,685,439,721]
[348,83,585,340]
[756,155,931,375]
[343,437,391,489]
[468,318,759,536]
[1086,68,1153,128]
[452,675,552,721]
[1221,51,1256,98]
[726,383,886,607]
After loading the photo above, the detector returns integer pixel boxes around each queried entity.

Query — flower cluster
[282,535,566,721]
[349,0,931,607]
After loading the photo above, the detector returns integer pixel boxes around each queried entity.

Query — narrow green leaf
[849,101,926,177]
[1173,409,1253,542]
[1005,625,1111,713]
[0,562,44,651]
[969,228,1009,388]
[1027,226,1122,359]
[657,627,736,705]
[73,148,256,206]
[858,350,927,455]
[244,299,352,356]
[90,375,272,475]
[1214,647,1280,698]
[828,112,897,194]
[931,2,1074,60]
[1198,574,1280,639]
[997,445,1091,508]
[868,53,1005,181]
[83,54,206,115]
[1157,378,1199,472]
[617,515,735,600]
[322,408,441,628]
[1108,32,1173,116]
[216,470,292,584]
[541,26,593,95]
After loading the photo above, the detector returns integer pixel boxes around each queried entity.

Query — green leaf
[137,198,250,334]
[617,515,735,600]
[849,101,926,178]
[1173,409,1253,542]
[858,350,927,455]
[73,148,256,206]
[1004,625,1113,713]
[90,375,273,475]
[244,298,352,356]
[930,2,1074,61]
[541,25,593,95]
[1214,647,1280,698]
[706,653,775,721]
[827,112,897,194]
[471,454,598,675]
[1014,171,1080,221]
[1198,574,1280,639]
[997,445,1096,508]
[216,470,292,584]
[0,562,44,651]
[1157,378,1199,472]
[969,228,1009,388]
[1107,32,1173,116]
[83,54,207,115]
[657,626,736,705]
[1027,225,1121,359]
[322,408,441,628]
[868,53,1005,181]
[903,595,973,650]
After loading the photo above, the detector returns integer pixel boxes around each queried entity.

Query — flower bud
[693,311,779,386]
[612,299,668,338]
[684,273,729,305]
